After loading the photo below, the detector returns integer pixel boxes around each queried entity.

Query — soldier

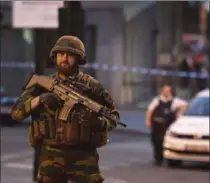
[145,84,188,166]
[11,35,120,183]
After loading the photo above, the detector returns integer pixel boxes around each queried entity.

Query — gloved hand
[39,93,64,110]
[70,105,92,123]
[91,117,108,132]
[70,105,108,131]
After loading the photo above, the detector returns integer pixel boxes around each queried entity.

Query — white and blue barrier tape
[1,62,209,79]
[84,63,209,79]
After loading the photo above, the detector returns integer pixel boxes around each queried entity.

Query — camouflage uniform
[11,36,120,183]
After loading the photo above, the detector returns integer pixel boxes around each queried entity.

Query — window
[185,96,210,116]
[182,1,201,33]
[0,29,27,62]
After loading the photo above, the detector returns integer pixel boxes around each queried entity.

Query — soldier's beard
[56,62,78,77]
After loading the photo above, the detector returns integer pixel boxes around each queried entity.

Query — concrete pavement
[1,126,209,183]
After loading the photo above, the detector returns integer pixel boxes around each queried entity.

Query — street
[1,125,209,183]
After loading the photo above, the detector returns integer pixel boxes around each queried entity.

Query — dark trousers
[151,122,167,164]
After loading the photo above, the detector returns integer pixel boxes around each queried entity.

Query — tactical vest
[151,98,176,127]
[28,72,109,148]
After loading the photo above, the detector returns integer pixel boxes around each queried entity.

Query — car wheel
[166,159,182,168]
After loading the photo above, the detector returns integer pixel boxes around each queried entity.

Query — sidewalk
[117,109,149,135]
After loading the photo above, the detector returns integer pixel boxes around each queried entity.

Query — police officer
[145,84,188,166]
[11,35,120,183]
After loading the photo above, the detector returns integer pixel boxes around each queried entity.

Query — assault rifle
[24,74,127,128]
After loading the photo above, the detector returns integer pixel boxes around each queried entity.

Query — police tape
[1,62,209,79]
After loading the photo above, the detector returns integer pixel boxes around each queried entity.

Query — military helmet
[50,35,86,65]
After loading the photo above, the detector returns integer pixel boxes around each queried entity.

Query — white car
[163,89,210,167]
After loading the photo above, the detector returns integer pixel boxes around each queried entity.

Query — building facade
[1,1,193,106]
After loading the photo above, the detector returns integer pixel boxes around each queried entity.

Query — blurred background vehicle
[163,88,210,167]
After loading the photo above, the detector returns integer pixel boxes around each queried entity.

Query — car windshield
[185,96,209,116]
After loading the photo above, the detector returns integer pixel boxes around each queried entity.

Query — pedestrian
[145,84,188,166]
[11,35,120,183]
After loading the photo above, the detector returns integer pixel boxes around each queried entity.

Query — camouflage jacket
[11,71,120,146]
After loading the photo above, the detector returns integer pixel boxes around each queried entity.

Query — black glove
[39,93,63,110]
[91,117,108,132]
[70,105,108,131]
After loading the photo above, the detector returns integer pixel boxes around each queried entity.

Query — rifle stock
[25,74,54,91]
